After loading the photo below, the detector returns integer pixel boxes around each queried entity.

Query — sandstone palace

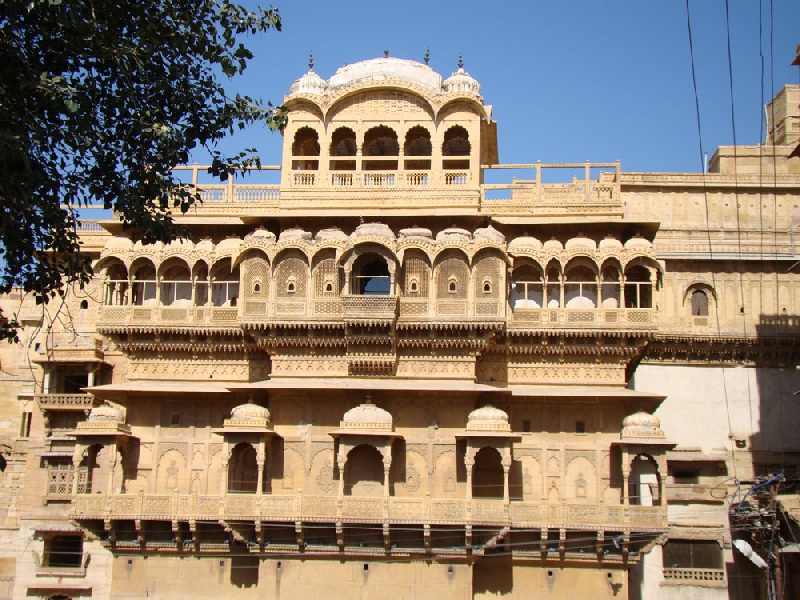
[0,55,799,599]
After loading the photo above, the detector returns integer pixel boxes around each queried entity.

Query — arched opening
[401,251,430,297]
[691,289,709,316]
[404,126,432,171]
[159,259,192,306]
[545,264,562,308]
[329,127,357,172]
[344,444,384,496]
[435,251,469,300]
[130,260,156,306]
[353,254,391,295]
[210,258,240,307]
[291,127,320,171]
[228,442,260,493]
[628,455,661,506]
[472,447,504,499]
[442,125,470,171]
[363,126,399,171]
[624,265,652,308]
[193,262,209,306]
[101,259,129,306]
[564,263,598,308]
[79,299,89,310]
[601,264,622,308]
[510,263,544,309]
[274,250,309,299]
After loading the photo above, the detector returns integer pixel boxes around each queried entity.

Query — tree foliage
[0,0,286,340]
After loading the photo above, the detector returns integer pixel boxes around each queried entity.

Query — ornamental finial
[308,51,313,71]
[424,47,430,65]
[384,49,389,58]
[457,53,463,69]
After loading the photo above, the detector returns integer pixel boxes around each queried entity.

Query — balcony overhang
[86,381,234,402]
[226,378,508,394]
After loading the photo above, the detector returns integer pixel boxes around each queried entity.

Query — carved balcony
[341,295,398,322]
[662,568,726,586]
[71,493,667,531]
[97,305,240,329]
[36,394,97,411]
[509,307,656,331]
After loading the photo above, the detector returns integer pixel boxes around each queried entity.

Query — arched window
[629,455,661,506]
[101,259,129,306]
[228,443,259,493]
[510,264,544,309]
[404,126,432,171]
[330,127,358,172]
[624,266,652,309]
[601,265,621,308]
[353,254,391,296]
[291,127,320,171]
[79,299,89,310]
[442,125,470,171]
[363,126,399,171]
[691,290,709,316]
[210,259,240,307]
[448,278,458,294]
[344,444,384,497]
[545,266,561,308]
[159,260,191,306]
[472,447,504,499]
[564,263,597,308]
[130,261,157,306]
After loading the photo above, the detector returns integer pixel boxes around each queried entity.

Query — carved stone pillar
[337,449,346,499]
[71,444,85,496]
[382,450,392,498]
[107,443,118,496]
[465,456,475,502]
[502,452,511,505]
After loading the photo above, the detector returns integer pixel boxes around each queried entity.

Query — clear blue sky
[191,0,799,176]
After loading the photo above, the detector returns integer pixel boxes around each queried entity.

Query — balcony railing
[510,307,655,329]
[36,394,96,410]
[341,295,398,320]
[662,568,725,584]
[71,493,667,530]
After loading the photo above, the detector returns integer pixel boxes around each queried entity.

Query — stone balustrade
[71,493,667,530]
[662,568,725,584]
[341,295,398,321]
[510,307,655,330]
[35,394,96,410]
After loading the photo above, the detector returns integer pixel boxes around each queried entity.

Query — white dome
[341,403,393,431]
[624,235,652,251]
[621,412,665,440]
[543,238,564,252]
[231,402,271,421]
[508,235,543,252]
[315,227,349,242]
[398,227,433,239]
[195,238,214,253]
[442,67,481,96]
[328,57,443,94]
[473,225,505,243]
[104,237,133,252]
[467,405,510,432]
[289,69,328,95]
[279,227,313,242]
[565,235,597,251]
[214,236,242,256]
[87,402,124,423]
[352,222,396,241]
[598,235,623,250]
[245,228,277,244]
[436,227,471,243]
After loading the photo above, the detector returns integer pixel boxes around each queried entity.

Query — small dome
[473,225,505,243]
[315,227,349,242]
[214,236,242,256]
[195,238,214,253]
[245,228,277,244]
[543,238,564,252]
[621,412,665,440]
[352,222,396,241]
[231,402,271,421]
[565,235,597,251]
[328,57,443,95]
[598,235,623,250]
[289,69,328,95]
[341,403,393,431]
[279,227,313,242]
[442,67,481,96]
[508,235,543,252]
[87,402,124,423]
[436,226,471,243]
[624,235,652,251]
[466,405,511,432]
[398,227,433,239]
[104,237,133,252]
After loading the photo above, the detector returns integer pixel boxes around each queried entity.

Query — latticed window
[243,257,270,299]
[436,256,468,299]
[314,257,339,297]
[663,540,722,570]
[402,254,429,297]
[275,254,308,298]
[46,461,87,498]
[473,254,502,299]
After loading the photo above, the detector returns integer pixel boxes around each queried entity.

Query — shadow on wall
[473,554,513,597]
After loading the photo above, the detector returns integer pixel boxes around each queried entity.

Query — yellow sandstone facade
[0,56,798,599]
